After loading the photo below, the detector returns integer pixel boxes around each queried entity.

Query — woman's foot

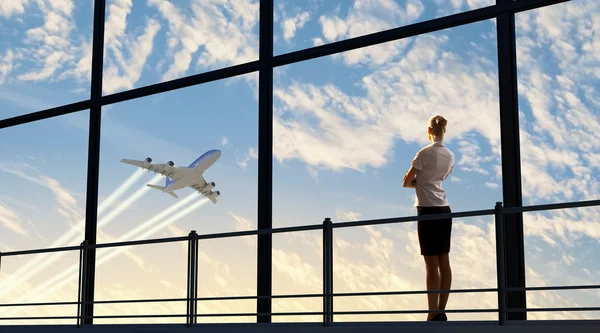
[430,313,445,321]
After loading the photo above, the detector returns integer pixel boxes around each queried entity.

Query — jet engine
[167,161,174,167]
[145,157,152,163]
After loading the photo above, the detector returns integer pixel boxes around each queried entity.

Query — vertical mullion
[82,0,106,325]
[496,0,527,321]
[257,0,274,324]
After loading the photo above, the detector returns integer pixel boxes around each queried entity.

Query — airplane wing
[207,195,217,204]
[120,159,184,180]
[189,175,210,194]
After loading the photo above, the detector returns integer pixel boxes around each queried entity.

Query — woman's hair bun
[435,116,447,128]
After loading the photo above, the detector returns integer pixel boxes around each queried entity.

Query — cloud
[15,0,90,83]
[274,32,500,173]
[229,211,256,246]
[103,0,162,94]
[0,0,29,18]
[236,147,258,169]
[283,11,310,41]
[148,0,259,82]
[318,0,424,66]
[523,209,600,247]
[335,209,362,222]
[0,201,28,236]
[221,135,230,146]
[0,49,15,84]
[484,182,499,189]
[0,161,83,228]
[457,138,494,176]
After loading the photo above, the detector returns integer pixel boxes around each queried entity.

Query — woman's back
[412,141,455,207]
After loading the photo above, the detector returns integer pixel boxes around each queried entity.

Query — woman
[403,115,455,321]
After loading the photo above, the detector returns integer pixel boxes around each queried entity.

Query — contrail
[96,198,209,267]
[5,194,206,315]
[0,170,153,298]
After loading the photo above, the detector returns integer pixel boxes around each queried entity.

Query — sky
[0,0,599,325]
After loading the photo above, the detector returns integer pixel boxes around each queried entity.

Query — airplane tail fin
[146,184,179,198]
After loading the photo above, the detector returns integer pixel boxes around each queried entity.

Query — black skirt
[417,206,452,256]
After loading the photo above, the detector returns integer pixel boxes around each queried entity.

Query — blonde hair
[428,115,447,140]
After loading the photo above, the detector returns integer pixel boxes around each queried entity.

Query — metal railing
[1,199,600,327]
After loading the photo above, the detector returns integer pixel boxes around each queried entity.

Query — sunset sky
[0,0,599,325]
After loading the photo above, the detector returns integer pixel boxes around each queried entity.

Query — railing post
[323,218,333,326]
[194,231,199,325]
[77,240,88,327]
[186,230,198,327]
[495,202,507,325]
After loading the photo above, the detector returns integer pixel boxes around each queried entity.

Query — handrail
[1,197,599,326]
[0,209,493,257]
[3,284,600,308]
[4,198,599,258]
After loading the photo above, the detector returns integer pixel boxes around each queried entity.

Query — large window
[0,0,595,327]
[516,0,600,321]
[0,111,90,325]
[271,18,502,322]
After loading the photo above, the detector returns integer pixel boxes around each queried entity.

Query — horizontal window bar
[333,209,495,229]
[1,245,82,257]
[7,306,600,321]
[0,1,567,130]
[3,197,598,258]
[507,307,600,313]
[332,309,498,315]
[4,284,598,309]
[271,0,569,68]
[505,285,600,292]
[0,100,90,130]
[100,61,261,107]
[503,199,600,214]
[334,288,498,297]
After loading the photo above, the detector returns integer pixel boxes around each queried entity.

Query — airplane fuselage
[164,149,222,192]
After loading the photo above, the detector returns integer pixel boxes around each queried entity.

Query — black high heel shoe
[431,313,445,321]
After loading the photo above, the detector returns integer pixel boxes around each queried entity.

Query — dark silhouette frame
[0,0,574,325]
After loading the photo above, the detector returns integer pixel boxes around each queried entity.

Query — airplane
[120,149,222,203]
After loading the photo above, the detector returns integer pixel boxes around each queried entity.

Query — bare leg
[423,255,441,321]
[438,253,452,314]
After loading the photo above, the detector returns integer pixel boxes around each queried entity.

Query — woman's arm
[403,166,419,188]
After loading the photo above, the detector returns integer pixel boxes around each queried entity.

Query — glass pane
[332,218,497,322]
[524,208,600,320]
[97,71,258,322]
[0,111,89,324]
[98,72,257,241]
[194,237,257,323]
[102,0,259,95]
[0,1,93,119]
[0,251,80,325]
[273,18,501,229]
[272,231,322,323]
[273,0,494,55]
[93,237,256,324]
[516,0,600,320]
[94,242,187,324]
[0,111,90,250]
